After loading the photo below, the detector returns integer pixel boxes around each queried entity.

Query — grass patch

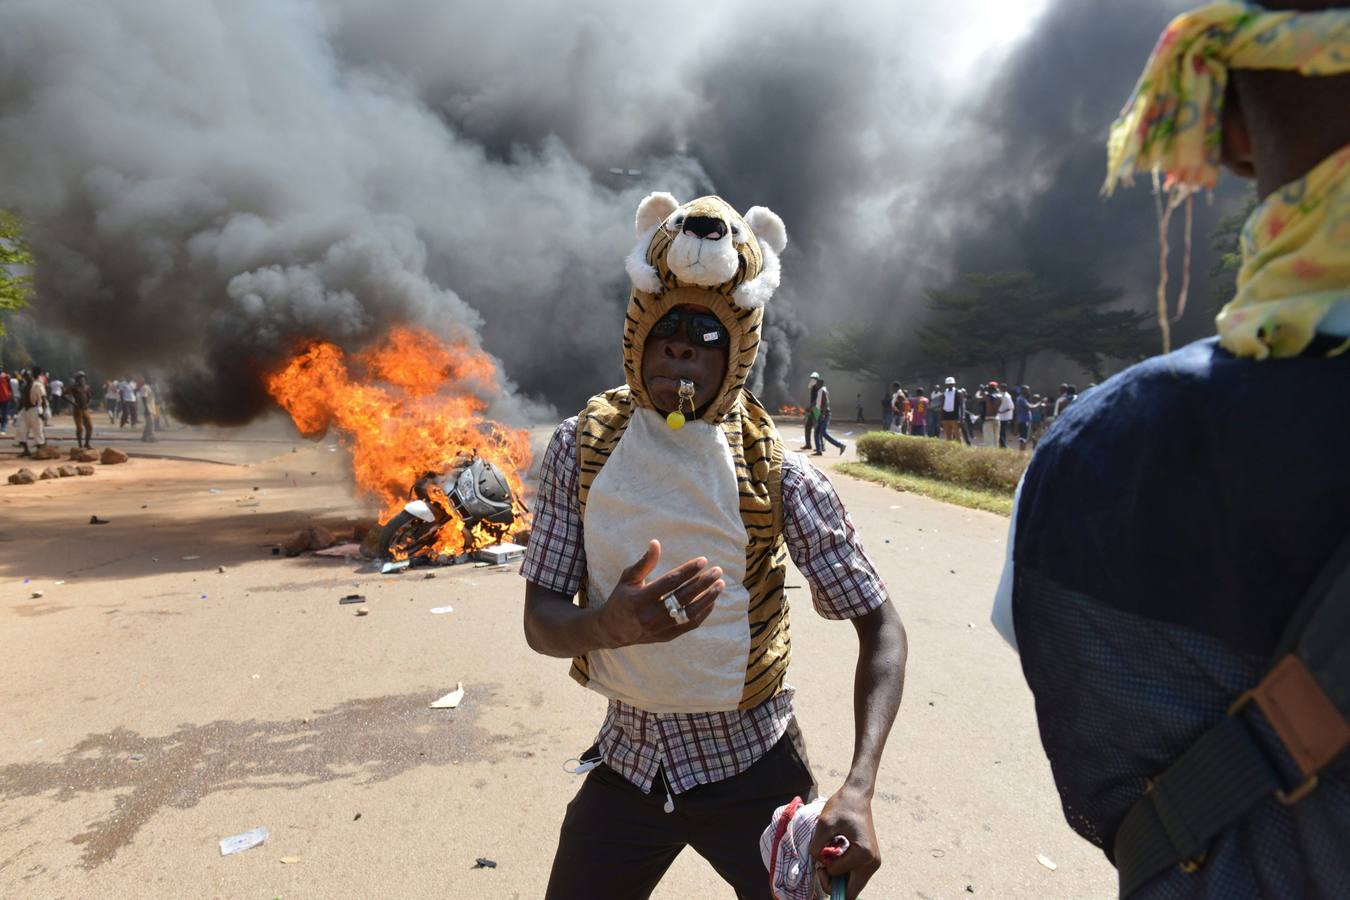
[854,431,1028,493]
[840,432,1027,515]
[837,461,1014,516]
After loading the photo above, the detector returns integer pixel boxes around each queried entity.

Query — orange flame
[266,327,532,558]
[778,405,806,417]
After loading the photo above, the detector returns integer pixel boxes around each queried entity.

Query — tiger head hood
[622,193,788,423]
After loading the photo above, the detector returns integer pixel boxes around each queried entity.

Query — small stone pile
[7,446,124,485]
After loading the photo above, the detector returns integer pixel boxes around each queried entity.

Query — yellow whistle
[666,411,686,429]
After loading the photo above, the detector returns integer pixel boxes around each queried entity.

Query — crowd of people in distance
[0,365,167,455]
[880,378,1094,452]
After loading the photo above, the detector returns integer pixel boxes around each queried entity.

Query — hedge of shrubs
[854,432,1028,494]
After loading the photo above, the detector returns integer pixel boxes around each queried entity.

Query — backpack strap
[1113,532,1350,896]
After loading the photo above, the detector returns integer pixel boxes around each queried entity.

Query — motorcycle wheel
[376,511,437,561]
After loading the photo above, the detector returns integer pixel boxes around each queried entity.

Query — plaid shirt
[521,416,888,795]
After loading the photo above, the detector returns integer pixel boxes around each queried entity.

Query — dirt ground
[0,415,1114,898]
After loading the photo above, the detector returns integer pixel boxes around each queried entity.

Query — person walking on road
[811,372,846,456]
[0,367,12,435]
[16,367,48,456]
[69,371,94,449]
[137,377,158,443]
[118,378,138,427]
[800,376,820,450]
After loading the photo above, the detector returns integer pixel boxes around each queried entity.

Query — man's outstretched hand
[811,786,881,900]
[597,540,725,648]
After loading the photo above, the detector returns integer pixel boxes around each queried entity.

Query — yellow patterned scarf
[1103,2,1350,358]
[1216,145,1350,358]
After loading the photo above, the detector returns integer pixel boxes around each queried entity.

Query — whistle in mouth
[666,379,696,430]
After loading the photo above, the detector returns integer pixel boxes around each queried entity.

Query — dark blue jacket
[1012,337,1350,899]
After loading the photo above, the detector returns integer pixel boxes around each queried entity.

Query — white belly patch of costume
[583,407,751,713]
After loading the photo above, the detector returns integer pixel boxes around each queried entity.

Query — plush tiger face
[625,193,787,310]
[621,193,789,423]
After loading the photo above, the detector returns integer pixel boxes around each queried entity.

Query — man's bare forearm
[523,582,611,658]
[845,600,907,796]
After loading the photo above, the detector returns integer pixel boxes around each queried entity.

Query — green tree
[915,271,1156,384]
[0,210,36,336]
[817,323,891,380]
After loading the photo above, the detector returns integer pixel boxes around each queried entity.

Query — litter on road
[429,606,454,615]
[474,542,525,565]
[430,683,465,709]
[279,856,301,865]
[355,607,369,617]
[339,594,366,604]
[89,515,109,525]
[381,560,410,574]
[182,555,200,560]
[473,858,497,869]
[1037,853,1058,871]
[219,826,268,856]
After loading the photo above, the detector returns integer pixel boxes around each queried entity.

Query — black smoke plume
[0,0,1246,423]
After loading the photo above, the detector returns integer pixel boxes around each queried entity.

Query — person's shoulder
[1050,339,1220,431]
[547,416,579,451]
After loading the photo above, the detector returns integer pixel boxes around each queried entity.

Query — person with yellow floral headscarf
[991,2,1349,897]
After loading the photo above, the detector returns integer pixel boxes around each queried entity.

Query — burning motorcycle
[375,453,518,562]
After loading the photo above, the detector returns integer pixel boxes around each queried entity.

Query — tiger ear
[744,206,786,254]
[635,192,681,236]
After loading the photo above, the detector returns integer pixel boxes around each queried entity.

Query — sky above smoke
[0,0,1242,423]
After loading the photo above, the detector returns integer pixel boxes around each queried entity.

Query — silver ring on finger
[664,594,689,625]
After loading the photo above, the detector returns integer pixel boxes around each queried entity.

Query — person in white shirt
[48,377,64,416]
[118,378,138,427]
[137,377,158,443]
[16,367,48,456]
[938,376,962,441]
[996,382,1015,449]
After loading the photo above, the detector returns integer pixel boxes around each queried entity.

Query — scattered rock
[89,515,110,525]
[31,590,44,599]
[284,525,337,557]
[355,607,369,617]
[32,445,62,460]
[69,447,99,462]
[100,447,129,465]
[353,812,362,821]
[76,464,96,476]
[39,467,61,480]
[57,464,79,478]
[218,565,227,574]
[279,856,301,865]
[7,468,37,485]
[473,858,497,870]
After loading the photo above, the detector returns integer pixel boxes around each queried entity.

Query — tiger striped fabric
[569,195,791,711]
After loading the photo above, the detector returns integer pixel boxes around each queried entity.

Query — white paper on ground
[430,683,464,709]
[429,606,454,615]
[219,826,268,856]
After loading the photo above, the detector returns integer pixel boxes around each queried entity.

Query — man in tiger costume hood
[521,192,906,899]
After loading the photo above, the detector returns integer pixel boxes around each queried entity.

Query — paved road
[0,422,1113,898]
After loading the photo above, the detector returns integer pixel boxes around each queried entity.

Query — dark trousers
[545,733,815,900]
[814,412,845,453]
[803,416,815,448]
[998,419,1009,448]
